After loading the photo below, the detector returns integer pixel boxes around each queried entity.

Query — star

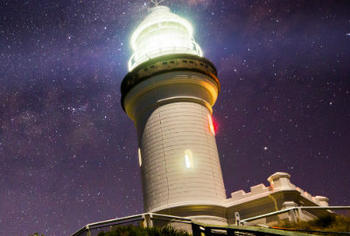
[0,1,349,235]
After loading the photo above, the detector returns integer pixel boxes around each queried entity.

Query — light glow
[184,149,193,169]
[208,114,215,136]
[138,148,142,167]
[128,6,203,71]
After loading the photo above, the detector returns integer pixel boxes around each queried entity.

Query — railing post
[149,213,154,228]
[288,208,297,223]
[234,212,240,226]
[140,214,146,228]
[86,225,91,236]
[297,207,303,222]
[144,213,153,228]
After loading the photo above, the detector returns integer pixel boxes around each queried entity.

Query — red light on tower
[208,114,216,136]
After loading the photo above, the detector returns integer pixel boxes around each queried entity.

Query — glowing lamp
[128,6,203,71]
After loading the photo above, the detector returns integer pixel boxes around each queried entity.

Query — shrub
[97,225,190,236]
[279,214,350,232]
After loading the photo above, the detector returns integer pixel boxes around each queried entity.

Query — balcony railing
[128,41,202,71]
[71,206,350,236]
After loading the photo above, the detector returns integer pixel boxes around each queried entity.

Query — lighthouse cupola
[128,6,203,71]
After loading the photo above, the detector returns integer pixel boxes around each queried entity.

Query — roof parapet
[267,172,295,191]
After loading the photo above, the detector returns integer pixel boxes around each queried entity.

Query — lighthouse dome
[128,6,203,71]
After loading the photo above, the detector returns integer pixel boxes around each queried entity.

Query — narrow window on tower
[184,149,193,169]
[208,114,216,136]
[138,148,142,167]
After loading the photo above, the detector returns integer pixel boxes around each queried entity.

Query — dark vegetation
[30,215,350,236]
[278,215,350,233]
[97,225,190,236]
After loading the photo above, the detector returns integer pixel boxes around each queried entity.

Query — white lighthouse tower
[72,4,333,235]
[121,5,227,224]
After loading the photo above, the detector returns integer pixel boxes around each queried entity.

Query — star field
[0,0,350,235]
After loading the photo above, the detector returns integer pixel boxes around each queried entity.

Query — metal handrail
[192,223,314,236]
[71,213,145,236]
[71,206,350,235]
[240,206,350,224]
[71,213,192,236]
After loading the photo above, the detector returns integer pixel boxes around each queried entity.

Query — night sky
[1,0,350,235]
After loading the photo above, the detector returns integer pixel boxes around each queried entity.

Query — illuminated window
[208,114,215,136]
[138,148,142,167]
[184,149,193,168]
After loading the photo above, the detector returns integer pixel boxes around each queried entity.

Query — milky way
[0,0,350,235]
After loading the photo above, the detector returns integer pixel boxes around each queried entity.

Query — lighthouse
[72,4,333,235]
[121,5,228,224]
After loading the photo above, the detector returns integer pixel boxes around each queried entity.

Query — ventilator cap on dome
[128,6,203,71]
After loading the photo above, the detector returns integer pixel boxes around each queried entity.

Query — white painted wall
[140,101,226,212]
